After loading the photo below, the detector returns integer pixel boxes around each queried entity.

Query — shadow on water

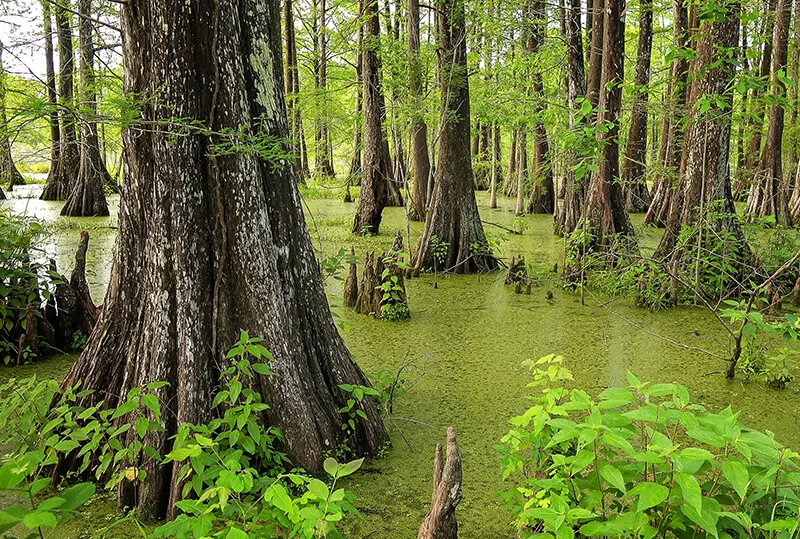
[1,189,798,538]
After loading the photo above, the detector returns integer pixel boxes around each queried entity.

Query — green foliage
[722,301,799,388]
[497,355,800,538]
[153,330,363,538]
[380,301,410,321]
[0,375,165,536]
[0,210,54,362]
[430,235,449,270]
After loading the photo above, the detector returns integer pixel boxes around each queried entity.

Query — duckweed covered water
[1,188,798,538]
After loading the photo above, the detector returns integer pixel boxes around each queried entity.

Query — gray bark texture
[63,0,387,521]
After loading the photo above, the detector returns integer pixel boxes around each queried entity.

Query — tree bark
[742,0,777,204]
[42,0,61,192]
[749,0,792,226]
[408,0,430,220]
[62,0,110,217]
[353,0,394,235]
[313,0,335,177]
[643,0,689,226]
[284,0,309,180]
[526,0,554,214]
[655,0,752,293]
[0,39,24,193]
[417,428,462,539]
[412,0,497,273]
[63,0,387,521]
[554,0,587,236]
[622,0,654,213]
[348,0,364,183]
[515,130,527,216]
[581,0,635,249]
[41,1,79,201]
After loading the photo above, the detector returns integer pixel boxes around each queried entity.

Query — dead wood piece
[504,255,527,285]
[391,230,404,252]
[793,277,800,307]
[344,247,359,308]
[418,427,462,539]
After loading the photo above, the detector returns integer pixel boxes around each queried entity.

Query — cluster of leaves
[0,332,366,539]
[0,375,163,535]
[151,331,364,539]
[377,251,410,321]
[497,355,800,538]
[722,300,799,388]
[0,210,55,363]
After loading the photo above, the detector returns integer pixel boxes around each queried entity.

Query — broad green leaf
[225,527,248,539]
[339,458,364,477]
[720,461,749,500]
[674,473,702,514]
[636,482,669,512]
[23,510,57,529]
[680,496,720,538]
[323,457,340,478]
[307,478,329,500]
[600,464,626,493]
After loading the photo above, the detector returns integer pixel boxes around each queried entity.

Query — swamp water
[1,188,798,538]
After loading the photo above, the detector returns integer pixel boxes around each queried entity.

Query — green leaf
[23,510,57,529]
[674,473,702,514]
[225,527,248,539]
[269,484,293,514]
[323,457,340,478]
[600,464,626,493]
[307,478,329,500]
[339,458,364,477]
[680,496,720,538]
[720,461,749,500]
[60,482,96,511]
[636,482,669,512]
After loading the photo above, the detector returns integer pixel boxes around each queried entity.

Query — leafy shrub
[0,210,55,362]
[497,355,800,538]
[381,301,410,321]
[152,331,364,539]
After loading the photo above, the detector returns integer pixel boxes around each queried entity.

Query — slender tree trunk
[555,0,587,236]
[644,0,689,226]
[507,129,518,194]
[581,0,635,248]
[526,0,554,214]
[622,0,653,213]
[412,0,497,273]
[409,0,430,220]
[750,0,792,226]
[586,0,604,111]
[314,0,335,177]
[42,0,61,191]
[62,0,110,217]
[348,0,364,182]
[743,0,777,207]
[489,122,500,208]
[515,130,527,216]
[284,0,309,180]
[655,0,752,294]
[0,39,24,193]
[41,1,79,201]
[353,0,394,234]
[63,0,387,521]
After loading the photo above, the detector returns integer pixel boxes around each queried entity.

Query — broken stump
[418,427,462,539]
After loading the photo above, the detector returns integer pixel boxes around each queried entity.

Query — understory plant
[497,355,800,538]
[0,332,364,539]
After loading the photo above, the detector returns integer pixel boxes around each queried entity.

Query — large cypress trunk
[622,0,653,213]
[748,0,793,226]
[64,0,387,521]
[580,0,635,248]
[643,0,689,226]
[41,2,78,201]
[408,0,430,220]
[554,0,586,236]
[61,0,110,217]
[412,0,497,273]
[353,0,394,235]
[654,0,751,291]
